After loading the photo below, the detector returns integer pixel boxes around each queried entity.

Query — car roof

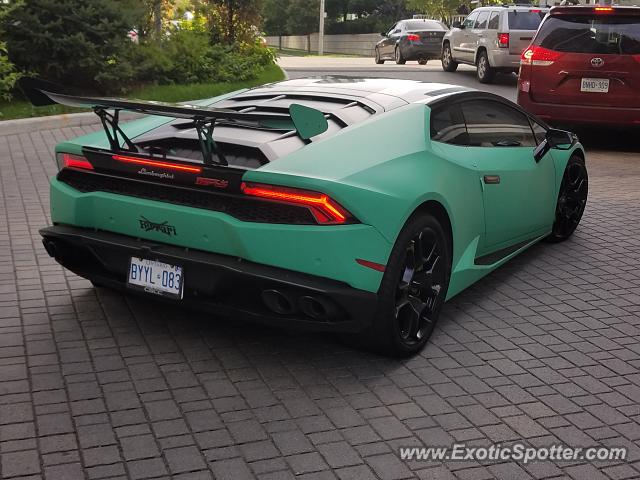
[472,4,549,11]
[242,77,478,110]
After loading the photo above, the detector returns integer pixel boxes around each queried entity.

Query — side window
[475,11,489,29]
[529,119,547,145]
[487,11,500,30]
[460,100,537,148]
[464,12,478,29]
[430,105,468,146]
[388,23,398,36]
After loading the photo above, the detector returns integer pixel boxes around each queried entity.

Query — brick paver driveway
[1,124,639,480]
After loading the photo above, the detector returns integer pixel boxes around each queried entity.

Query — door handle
[483,175,500,184]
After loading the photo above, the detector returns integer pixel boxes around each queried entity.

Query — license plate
[581,78,609,93]
[127,257,183,299]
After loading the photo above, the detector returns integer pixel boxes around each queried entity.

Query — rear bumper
[40,225,378,332]
[487,49,521,69]
[403,43,442,59]
[518,91,640,127]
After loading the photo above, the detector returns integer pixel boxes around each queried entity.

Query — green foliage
[408,0,459,24]
[286,0,320,35]
[2,0,145,92]
[131,31,275,85]
[0,42,20,101]
[262,0,290,35]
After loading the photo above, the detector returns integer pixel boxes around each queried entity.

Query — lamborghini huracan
[21,77,588,356]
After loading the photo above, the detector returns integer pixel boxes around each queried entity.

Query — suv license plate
[581,78,609,93]
[127,257,183,299]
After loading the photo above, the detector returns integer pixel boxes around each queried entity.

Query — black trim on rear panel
[474,237,536,266]
[58,168,318,225]
[40,225,377,332]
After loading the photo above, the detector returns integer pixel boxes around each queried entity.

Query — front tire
[476,50,495,83]
[395,46,406,65]
[348,213,451,357]
[441,43,458,72]
[374,48,384,64]
[546,154,588,242]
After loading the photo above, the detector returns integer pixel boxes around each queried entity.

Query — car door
[382,23,401,57]
[455,12,479,62]
[459,99,557,252]
[470,11,490,59]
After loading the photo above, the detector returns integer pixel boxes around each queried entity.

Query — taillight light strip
[241,182,354,225]
[112,154,202,174]
[59,153,94,170]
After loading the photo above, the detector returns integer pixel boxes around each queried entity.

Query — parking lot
[1,63,640,480]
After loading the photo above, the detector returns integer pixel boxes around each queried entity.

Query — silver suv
[441,5,548,83]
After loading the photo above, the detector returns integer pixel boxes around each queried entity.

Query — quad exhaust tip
[261,289,296,315]
[261,289,339,321]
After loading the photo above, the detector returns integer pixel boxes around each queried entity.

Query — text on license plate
[581,78,609,93]
[128,257,183,298]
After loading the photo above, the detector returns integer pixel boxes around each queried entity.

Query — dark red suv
[517,6,640,127]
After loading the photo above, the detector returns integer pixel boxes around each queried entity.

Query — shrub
[0,42,20,101]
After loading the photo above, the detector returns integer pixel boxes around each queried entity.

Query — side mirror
[533,128,576,162]
[453,21,463,29]
[381,32,387,37]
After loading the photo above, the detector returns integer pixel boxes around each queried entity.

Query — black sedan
[375,19,448,65]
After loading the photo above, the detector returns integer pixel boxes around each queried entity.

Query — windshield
[508,11,546,30]
[404,20,446,31]
[535,15,640,54]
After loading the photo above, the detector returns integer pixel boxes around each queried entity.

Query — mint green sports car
[23,77,588,356]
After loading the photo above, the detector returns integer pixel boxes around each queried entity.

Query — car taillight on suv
[517,5,640,126]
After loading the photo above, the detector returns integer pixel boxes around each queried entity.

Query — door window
[529,119,547,145]
[430,105,468,145]
[488,12,500,30]
[464,12,479,29]
[460,100,537,147]
[475,11,489,29]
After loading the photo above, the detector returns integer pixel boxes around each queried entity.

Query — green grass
[0,63,285,121]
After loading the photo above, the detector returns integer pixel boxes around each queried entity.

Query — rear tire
[395,46,406,65]
[476,50,495,83]
[441,43,458,72]
[374,48,384,64]
[342,213,451,357]
[545,154,588,242]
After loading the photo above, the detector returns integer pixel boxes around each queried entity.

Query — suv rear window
[535,15,640,54]
[508,11,545,30]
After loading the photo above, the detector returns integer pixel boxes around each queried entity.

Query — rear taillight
[407,34,420,42]
[633,54,640,64]
[521,45,560,66]
[595,6,614,12]
[498,33,509,48]
[57,153,94,171]
[241,182,354,225]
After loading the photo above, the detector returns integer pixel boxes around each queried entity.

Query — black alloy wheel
[342,213,450,357]
[394,227,446,345]
[547,155,588,242]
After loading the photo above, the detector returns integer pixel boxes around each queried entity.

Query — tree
[2,0,145,91]
[285,0,319,35]
[209,0,263,43]
[408,0,459,24]
[262,0,289,35]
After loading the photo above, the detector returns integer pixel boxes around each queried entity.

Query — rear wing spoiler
[18,77,329,165]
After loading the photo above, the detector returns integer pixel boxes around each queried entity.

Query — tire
[476,50,495,83]
[441,43,458,72]
[545,154,588,243]
[374,48,384,64]
[343,212,451,357]
[395,46,406,65]
[418,59,428,65]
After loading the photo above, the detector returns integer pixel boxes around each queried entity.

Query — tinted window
[508,11,545,30]
[535,15,640,54]
[475,11,489,29]
[488,12,500,30]
[404,20,446,31]
[464,12,478,29]
[461,100,536,147]
[430,105,468,145]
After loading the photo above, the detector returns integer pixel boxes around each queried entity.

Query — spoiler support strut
[95,108,137,152]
